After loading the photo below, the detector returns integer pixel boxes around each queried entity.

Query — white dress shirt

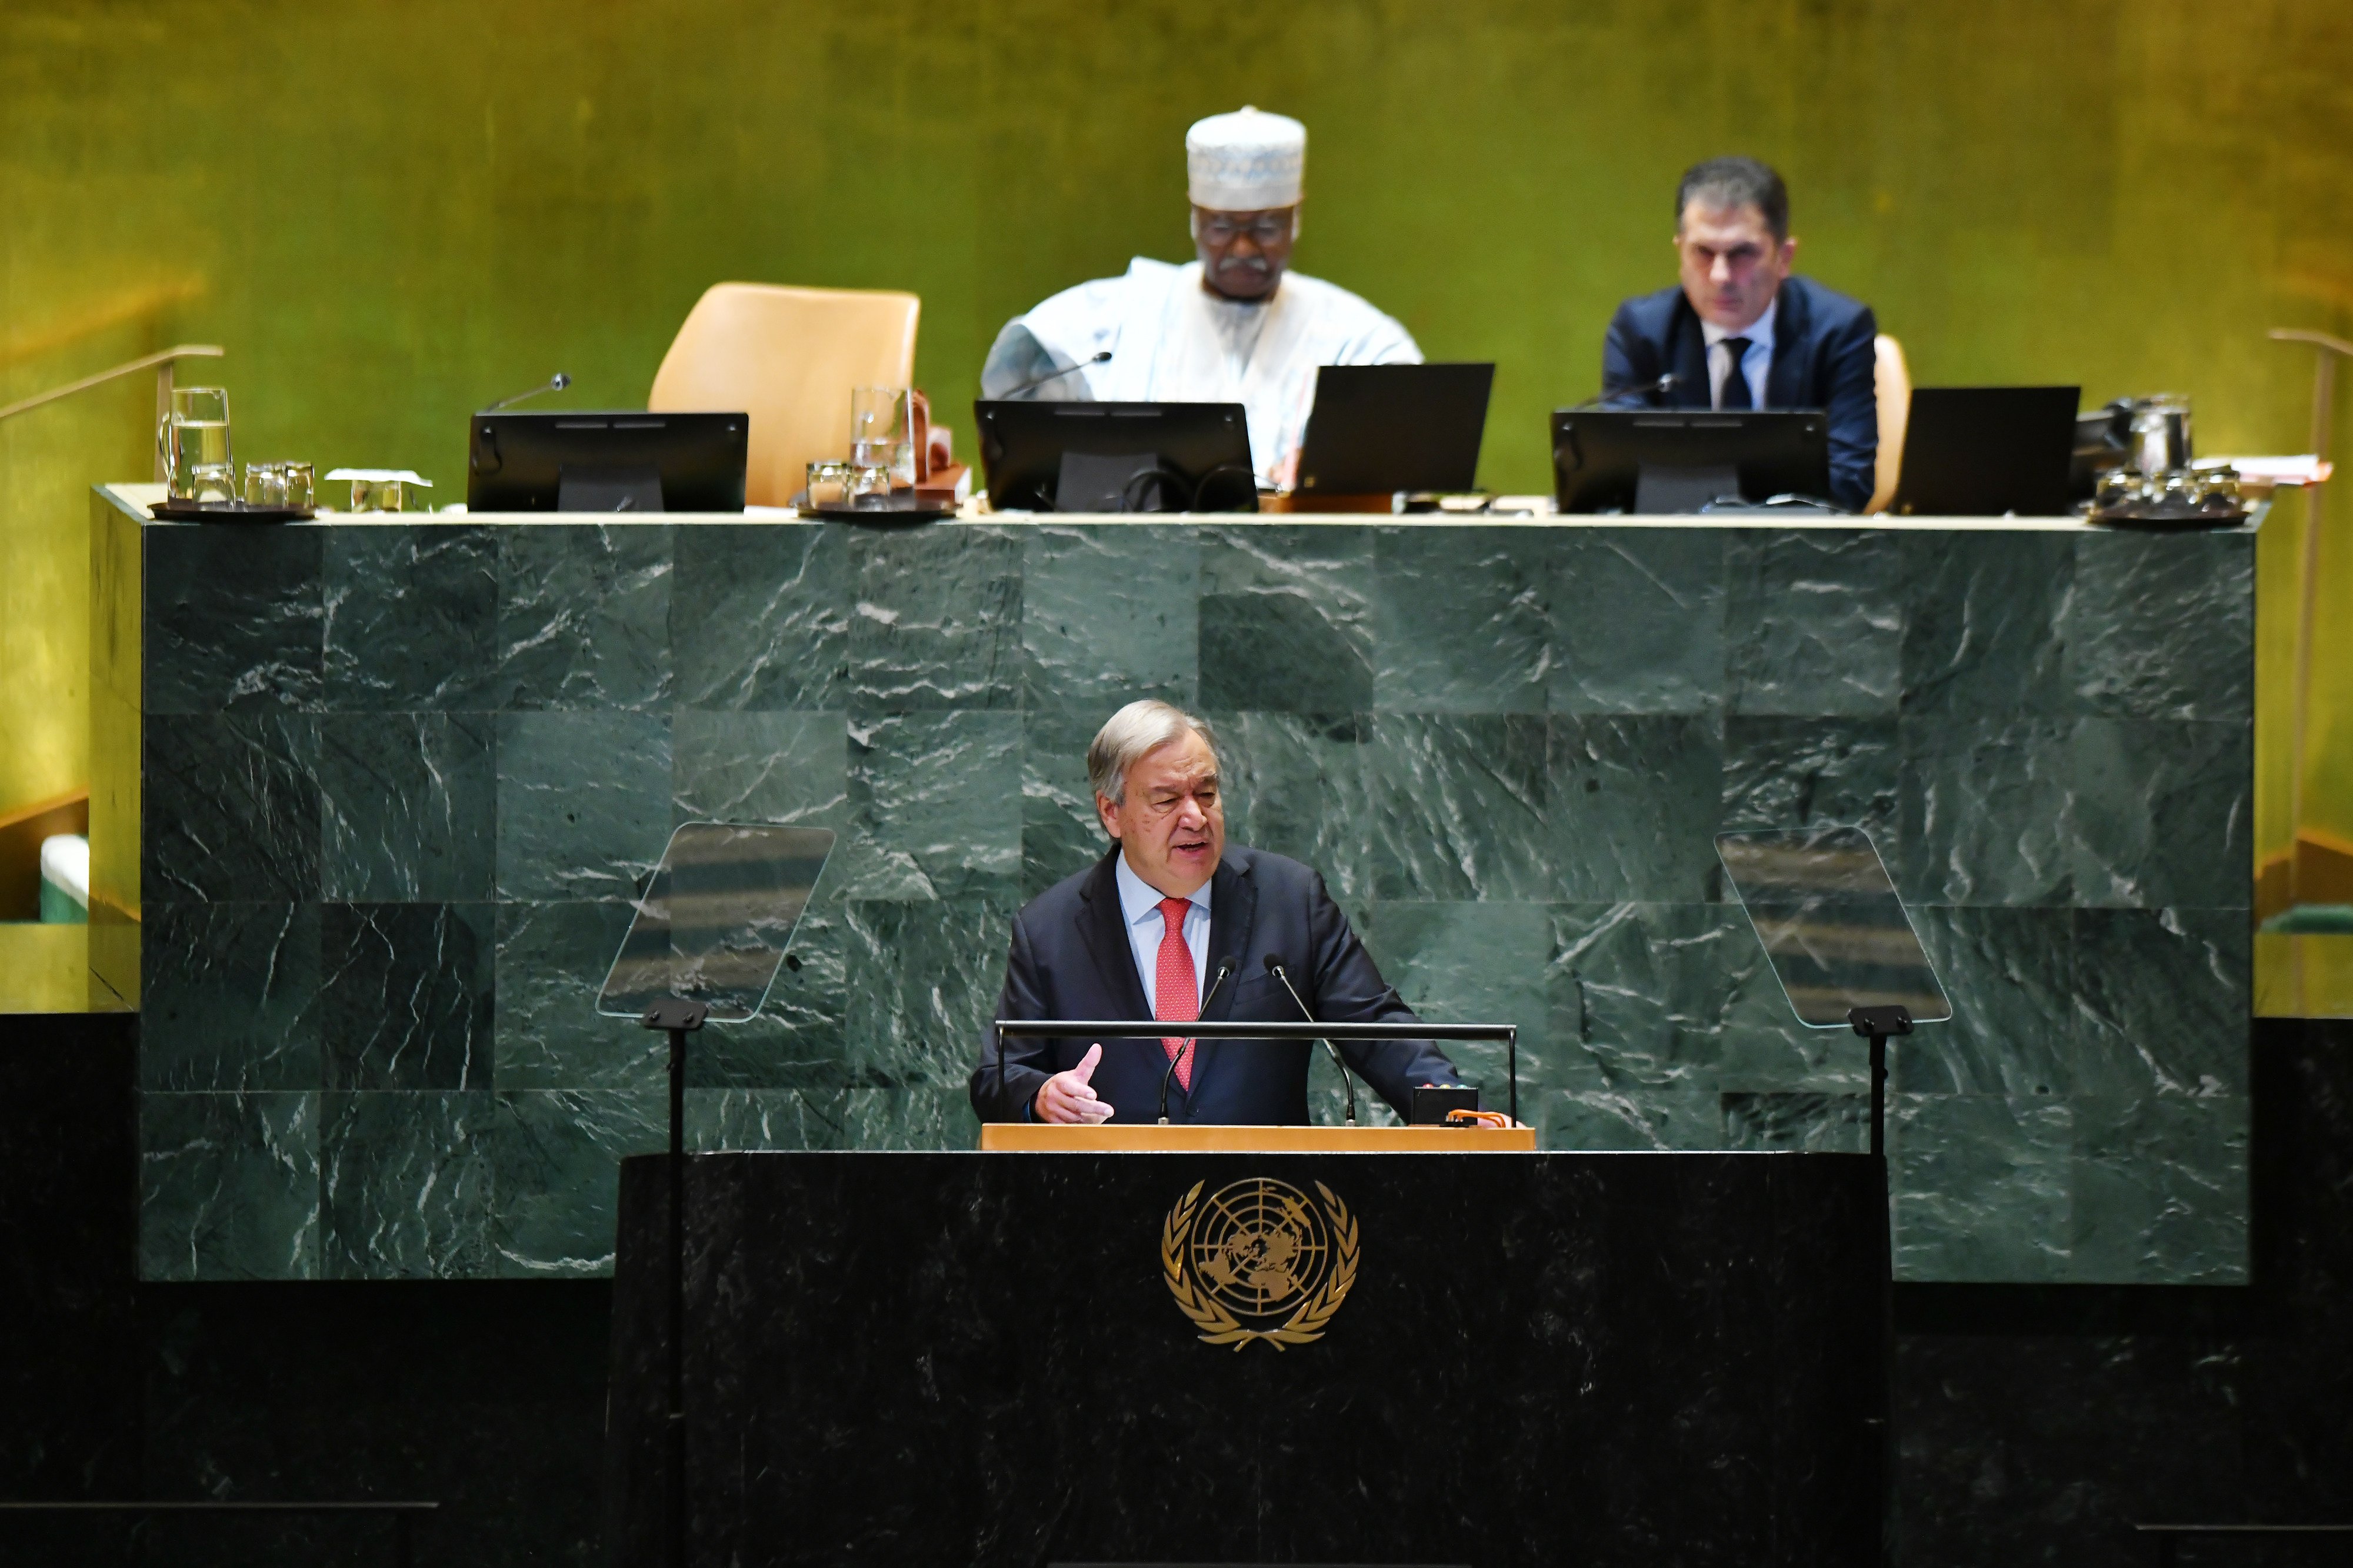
[1703,297,1778,410]
[1114,852,1212,1015]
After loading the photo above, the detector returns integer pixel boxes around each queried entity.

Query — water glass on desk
[805,461,851,510]
[157,386,232,501]
[851,386,916,487]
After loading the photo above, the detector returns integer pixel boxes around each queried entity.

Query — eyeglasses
[1198,213,1293,246]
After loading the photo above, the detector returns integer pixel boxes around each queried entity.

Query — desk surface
[979,1121,1538,1152]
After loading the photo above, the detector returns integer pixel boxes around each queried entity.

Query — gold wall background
[5,0,2351,930]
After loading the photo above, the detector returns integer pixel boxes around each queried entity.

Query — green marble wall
[102,489,2254,1285]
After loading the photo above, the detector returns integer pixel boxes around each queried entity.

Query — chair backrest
[1867,332,1911,514]
[648,283,921,508]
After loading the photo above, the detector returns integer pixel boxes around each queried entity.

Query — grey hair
[1087,699,1219,803]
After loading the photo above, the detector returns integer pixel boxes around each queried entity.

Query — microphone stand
[1266,955,1355,1126]
[1568,372,1678,411]
[1159,956,1237,1125]
[996,350,1111,399]
[481,371,572,412]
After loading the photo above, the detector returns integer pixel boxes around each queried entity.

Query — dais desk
[980,1122,1537,1151]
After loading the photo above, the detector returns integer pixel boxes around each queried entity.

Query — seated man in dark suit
[1602,155,1880,511]
[969,699,1462,1125]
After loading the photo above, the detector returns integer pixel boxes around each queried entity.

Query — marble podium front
[89,485,2254,1285]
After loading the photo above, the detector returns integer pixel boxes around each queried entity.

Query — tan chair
[648,283,921,508]
[1867,332,1911,514]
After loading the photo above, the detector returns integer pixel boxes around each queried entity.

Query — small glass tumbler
[849,386,917,487]
[279,462,315,510]
[190,462,239,503]
[348,476,407,512]
[244,462,286,506]
[805,461,852,511]
[846,463,894,507]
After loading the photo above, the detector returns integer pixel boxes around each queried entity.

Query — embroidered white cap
[1185,106,1306,211]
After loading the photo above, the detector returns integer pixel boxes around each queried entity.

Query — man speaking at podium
[969,700,1462,1125]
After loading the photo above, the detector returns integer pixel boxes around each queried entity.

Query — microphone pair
[1154,952,1359,1126]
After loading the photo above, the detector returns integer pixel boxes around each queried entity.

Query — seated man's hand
[1034,1042,1114,1125]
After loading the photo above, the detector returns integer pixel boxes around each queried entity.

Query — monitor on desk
[1294,362,1494,495]
[466,411,748,512]
[1550,409,1830,514]
[1891,386,2079,516]
[972,400,1258,512]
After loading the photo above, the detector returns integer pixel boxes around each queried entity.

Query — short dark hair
[1676,156,1789,241]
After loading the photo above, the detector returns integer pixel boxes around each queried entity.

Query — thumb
[1069,1042,1103,1085]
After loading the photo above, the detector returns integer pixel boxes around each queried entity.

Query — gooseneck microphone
[1264,953,1357,1126]
[1571,372,1679,411]
[1158,953,1238,1126]
[482,371,572,412]
[999,350,1112,399]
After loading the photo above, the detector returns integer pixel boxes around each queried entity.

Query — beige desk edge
[979,1123,1538,1152]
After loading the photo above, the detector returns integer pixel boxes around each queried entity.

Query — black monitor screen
[973,401,1258,513]
[467,411,748,513]
[1550,409,1830,514]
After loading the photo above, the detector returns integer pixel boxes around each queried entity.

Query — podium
[602,1148,1883,1566]
[978,1123,1537,1152]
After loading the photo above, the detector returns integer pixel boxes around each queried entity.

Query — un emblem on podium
[1160,1177,1359,1349]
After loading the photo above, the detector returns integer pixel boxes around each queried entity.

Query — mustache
[1214,253,1272,275]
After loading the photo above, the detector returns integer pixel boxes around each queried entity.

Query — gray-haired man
[969,699,1462,1126]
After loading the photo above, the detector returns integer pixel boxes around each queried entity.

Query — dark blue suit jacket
[969,845,1463,1125]
[1601,275,1880,511]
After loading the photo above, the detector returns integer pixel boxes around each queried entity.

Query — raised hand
[1034,1042,1114,1125]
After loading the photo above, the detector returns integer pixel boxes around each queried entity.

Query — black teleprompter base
[603,1151,1884,1567]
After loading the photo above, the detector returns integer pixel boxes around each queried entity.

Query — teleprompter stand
[599,822,834,1568]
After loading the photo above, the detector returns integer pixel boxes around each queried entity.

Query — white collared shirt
[1702,297,1778,410]
[1114,851,1211,1016]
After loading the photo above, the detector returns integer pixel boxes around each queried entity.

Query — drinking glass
[279,462,315,510]
[244,462,286,506]
[805,461,852,511]
[849,386,916,487]
[157,387,232,501]
[846,462,894,506]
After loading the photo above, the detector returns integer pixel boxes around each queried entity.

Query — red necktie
[1155,896,1200,1092]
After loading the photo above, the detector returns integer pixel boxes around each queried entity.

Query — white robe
[981,258,1422,487]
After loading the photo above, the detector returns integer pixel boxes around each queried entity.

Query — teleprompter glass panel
[1715,825,1951,1028]
[595,822,835,1023]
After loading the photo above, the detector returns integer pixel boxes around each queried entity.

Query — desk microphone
[1158,953,1238,1125]
[999,351,1111,399]
[1571,372,1678,411]
[1264,953,1357,1126]
[482,372,572,412]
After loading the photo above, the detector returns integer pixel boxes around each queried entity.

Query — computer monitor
[1891,386,2080,516]
[972,401,1258,513]
[466,411,748,513]
[1550,409,1831,514]
[1294,362,1495,495]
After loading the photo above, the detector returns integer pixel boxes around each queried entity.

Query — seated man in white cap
[979,106,1421,492]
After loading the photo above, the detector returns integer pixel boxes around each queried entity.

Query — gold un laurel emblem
[1161,1177,1359,1350]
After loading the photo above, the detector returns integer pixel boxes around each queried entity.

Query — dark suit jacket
[1601,275,1880,511]
[969,845,1463,1125]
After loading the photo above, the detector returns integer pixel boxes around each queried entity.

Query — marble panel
[1367,713,1550,902]
[1021,706,1113,899]
[1551,714,1725,902]
[1548,902,1742,1095]
[2070,907,2249,1099]
[142,713,322,901]
[1209,711,1375,903]
[1550,527,1725,714]
[142,524,324,713]
[1362,901,1554,1100]
[845,710,1022,900]
[1020,525,1198,706]
[1532,1086,1728,1150]
[2065,529,2253,720]
[1890,1093,2074,1282]
[139,901,321,1092]
[842,893,1021,1089]
[1898,530,2073,717]
[1197,523,1374,712]
[139,1090,320,1281]
[492,901,659,1091]
[322,524,501,710]
[494,710,672,900]
[684,910,851,1090]
[846,525,1023,709]
[669,709,847,828]
[672,523,848,710]
[320,903,494,1092]
[495,522,674,709]
[1722,1091,1869,1153]
[1896,716,2075,906]
[1371,526,1550,712]
[827,1084,983,1150]
[1724,529,1904,716]
[2067,719,2252,909]
[1721,715,1902,855]
[2067,1094,2248,1283]
[319,1090,495,1279]
[318,712,496,901]
[1899,905,2075,1097]
[686,1087,860,1151]
[490,1088,666,1277]
[1716,898,1869,1095]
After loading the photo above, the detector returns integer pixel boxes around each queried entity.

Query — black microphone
[482,371,572,412]
[1571,372,1678,411]
[999,350,1111,399]
[1264,953,1357,1127]
[1158,953,1238,1126]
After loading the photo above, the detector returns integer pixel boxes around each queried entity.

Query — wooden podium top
[978,1123,1537,1152]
